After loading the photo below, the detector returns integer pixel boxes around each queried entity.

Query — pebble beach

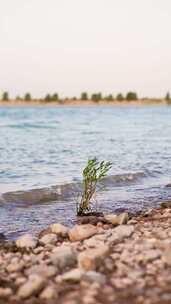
[1,202,171,304]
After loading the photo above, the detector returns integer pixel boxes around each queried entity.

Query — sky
[0,0,171,98]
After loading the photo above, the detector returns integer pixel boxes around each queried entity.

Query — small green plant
[77,158,112,215]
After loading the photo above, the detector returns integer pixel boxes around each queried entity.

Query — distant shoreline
[0,99,169,106]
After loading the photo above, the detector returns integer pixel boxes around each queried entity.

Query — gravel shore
[1,203,171,304]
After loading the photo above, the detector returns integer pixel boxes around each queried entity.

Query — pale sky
[0,0,171,98]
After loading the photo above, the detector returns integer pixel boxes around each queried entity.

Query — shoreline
[1,202,171,303]
[0,99,168,106]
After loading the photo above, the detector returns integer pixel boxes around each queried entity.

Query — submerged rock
[161,200,171,208]
[16,234,37,249]
[77,215,105,225]
[0,233,6,244]
[69,224,98,242]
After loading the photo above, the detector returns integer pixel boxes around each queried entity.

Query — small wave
[0,183,82,205]
[5,123,57,129]
[101,172,144,186]
[0,172,144,205]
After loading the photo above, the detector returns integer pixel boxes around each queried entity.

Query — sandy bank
[0,99,168,106]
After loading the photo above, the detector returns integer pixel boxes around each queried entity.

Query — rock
[25,265,57,278]
[0,288,12,299]
[44,244,54,251]
[33,246,44,254]
[103,224,112,230]
[16,234,37,249]
[166,183,171,188]
[82,295,97,304]
[57,268,84,283]
[141,209,154,217]
[77,215,105,225]
[50,223,69,237]
[39,233,57,245]
[51,245,77,268]
[97,222,103,228]
[163,245,171,265]
[104,214,118,225]
[69,224,98,242]
[78,245,109,270]
[117,213,129,224]
[30,252,45,264]
[145,249,161,262]
[6,259,24,273]
[23,254,31,262]
[161,200,171,208]
[82,271,106,284]
[38,227,52,239]
[163,208,171,216]
[107,225,134,244]
[15,277,27,287]
[128,219,137,225]
[111,277,133,289]
[17,274,45,299]
[40,286,58,299]
[83,234,106,248]
[104,213,129,225]
[127,270,144,281]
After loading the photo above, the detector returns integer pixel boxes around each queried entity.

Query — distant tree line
[0,91,171,102]
[82,91,137,101]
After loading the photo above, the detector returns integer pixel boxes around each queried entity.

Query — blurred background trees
[126,92,138,101]
[81,92,88,100]
[2,91,9,101]
[91,93,102,102]
[0,90,150,102]
[116,93,124,101]
[24,93,32,101]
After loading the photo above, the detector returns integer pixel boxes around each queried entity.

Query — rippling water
[0,105,171,239]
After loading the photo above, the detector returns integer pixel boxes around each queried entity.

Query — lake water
[0,105,171,239]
